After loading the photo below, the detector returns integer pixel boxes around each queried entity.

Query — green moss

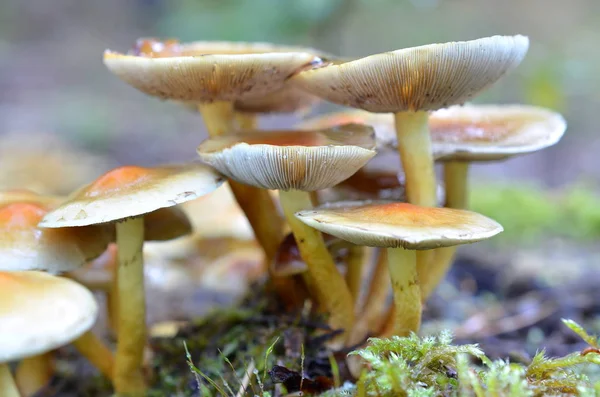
[469,184,600,243]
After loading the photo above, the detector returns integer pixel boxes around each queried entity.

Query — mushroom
[0,271,107,397]
[103,39,329,289]
[423,104,567,297]
[295,201,503,336]
[198,124,377,344]
[292,35,528,292]
[38,163,224,395]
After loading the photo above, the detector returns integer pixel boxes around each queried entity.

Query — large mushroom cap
[39,163,224,228]
[0,271,98,362]
[429,104,567,161]
[0,202,112,272]
[292,35,529,113]
[197,124,377,191]
[295,201,503,249]
[103,39,325,103]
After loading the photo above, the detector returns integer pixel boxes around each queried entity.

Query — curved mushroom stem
[0,363,19,397]
[72,331,115,382]
[386,247,421,336]
[279,189,354,346]
[422,161,469,299]
[345,245,369,312]
[114,217,146,395]
[394,111,437,298]
[15,353,53,397]
[198,101,236,137]
[349,249,391,345]
[234,112,258,131]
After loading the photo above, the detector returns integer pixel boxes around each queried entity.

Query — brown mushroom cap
[103,39,326,103]
[197,124,377,191]
[292,35,529,112]
[143,206,192,241]
[39,163,224,228]
[429,104,567,161]
[295,201,503,250]
[0,202,112,272]
[0,271,98,362]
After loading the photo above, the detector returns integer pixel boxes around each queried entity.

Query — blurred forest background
[1,0,599,240]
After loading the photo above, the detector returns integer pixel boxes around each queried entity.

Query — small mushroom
[38,163,224,395]
[0,271,108,397]
[295,201,503,336]
[198,124,377,344]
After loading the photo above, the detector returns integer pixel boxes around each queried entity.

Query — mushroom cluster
[1,33,567,396]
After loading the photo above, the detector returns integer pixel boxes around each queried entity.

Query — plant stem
[72,331,115,381]
[15,353,53,397]
[349,249,391,345]
[0,363,19,397]
[234,112,258,130]
[422,161,470,299]
[114,217,146,395]
[386,247,421,336]
[198,101,236,137]
[394,111,436,299]
[280,189,354,345]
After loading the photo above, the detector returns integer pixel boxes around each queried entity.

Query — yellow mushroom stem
[0,363,19,397]
[72,331,115,382]
[279,189,354,346]
[394,111,437,300]
[107,263,119,335]
[15,353,54,397]
[114,217,146,395]
[386,247,421,336]
[198,101,236,137]
[422,161,470,299]
[345,245,370,312]
[234,112,258,130]
[349,249,391,345]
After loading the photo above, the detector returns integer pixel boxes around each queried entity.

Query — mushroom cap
[197,124,377,191]
[143,206,192,241]
[234,84,320,114]
[0,202,112,272]
[292,35,529,112]
[429,104,567,161]
[295,201,503,250]
[39,163,225,228]
[0,271,98,362]
[297,111,395,150]
[103,39,325,103]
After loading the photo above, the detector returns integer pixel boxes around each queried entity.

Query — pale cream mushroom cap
[295,201,503,250]
[197,124,377,191]
[429,104,567,161]
[0,202,112,272]
[0,271,98,362]
[39,163,224,228]
[292,35,529,112]
[103,39,325,103]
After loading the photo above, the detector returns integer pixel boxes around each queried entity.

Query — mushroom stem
[386,247,421,336]
[394,111,436,297]
[280,189,354,344]
[346,245,369,311]
[422,161,470,299]
[349,249,391,344]
[0,363,19,397]
[72,331,115,381]
[15,353,53,397]
[114,217,147,395]
[198,101,236,137]
[107,263,119,335]
[235,112,258,130]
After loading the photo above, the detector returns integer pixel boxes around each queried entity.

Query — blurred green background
[1,0,599,241]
